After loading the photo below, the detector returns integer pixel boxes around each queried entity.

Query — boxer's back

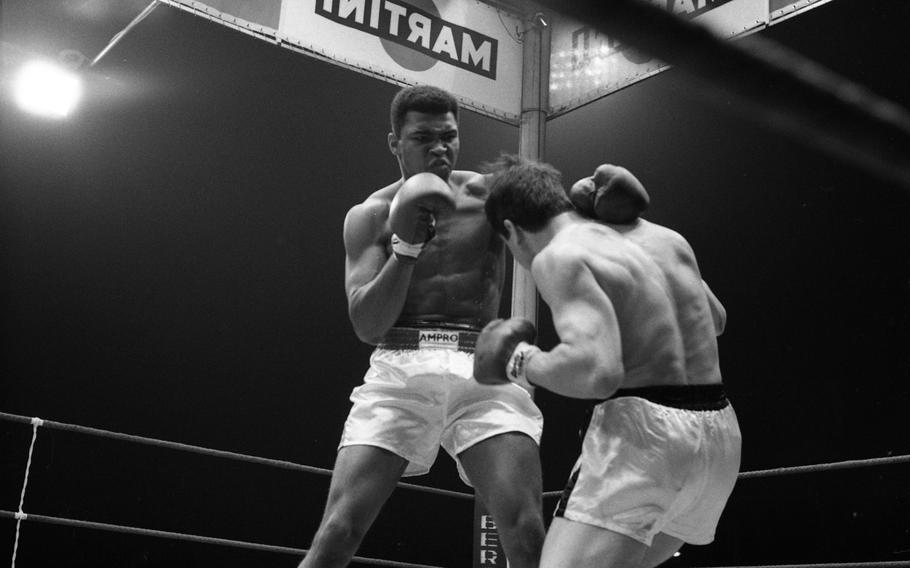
[544,221,688,389]
[614,219,723,385]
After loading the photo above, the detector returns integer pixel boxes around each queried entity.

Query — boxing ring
[3,410,910,567]
[4,0,910,567]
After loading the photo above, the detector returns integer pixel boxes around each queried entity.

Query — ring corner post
[511,11,551,324]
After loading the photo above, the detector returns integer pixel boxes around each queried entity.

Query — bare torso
[541,221,688,389]
[610,219,723,385]
[345,170,504,339]
[394,172,503,326]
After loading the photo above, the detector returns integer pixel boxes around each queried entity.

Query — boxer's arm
[667,229,726,336]
[524,246,624,399]
[674,231,726,336]
[702,280,726,336]
[343,201,414,344]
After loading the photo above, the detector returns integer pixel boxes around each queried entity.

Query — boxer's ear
[388,132,399,157]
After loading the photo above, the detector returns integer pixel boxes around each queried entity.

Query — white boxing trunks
[555,384,741,546]
[339,326,543,486]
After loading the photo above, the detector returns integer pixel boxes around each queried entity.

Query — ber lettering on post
[474,506,507,567]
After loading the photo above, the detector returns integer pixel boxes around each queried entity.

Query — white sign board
[278,0,524,122]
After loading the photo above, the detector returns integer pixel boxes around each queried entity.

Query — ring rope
[5,411,908,566]
[4,411,906,499]
[0,509,444,568]
[0,411,472,500]
[737,454,910,480]
[540,454,910,499]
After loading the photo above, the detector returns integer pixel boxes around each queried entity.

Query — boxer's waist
[608,383,729,411]
[377,324,480,353]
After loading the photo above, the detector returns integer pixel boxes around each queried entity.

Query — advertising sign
[278,0,525,122]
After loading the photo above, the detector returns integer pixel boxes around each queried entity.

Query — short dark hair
[483,154,574,237]
[390,85,459,137]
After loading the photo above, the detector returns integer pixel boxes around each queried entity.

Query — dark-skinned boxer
[299,87,545,568]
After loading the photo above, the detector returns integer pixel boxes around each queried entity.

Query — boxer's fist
[389,173,456,245]
[590,164,649,224]
[474,318,538,387]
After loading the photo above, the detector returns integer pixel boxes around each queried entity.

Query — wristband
[391,234,425,262]
[506,341,541,390]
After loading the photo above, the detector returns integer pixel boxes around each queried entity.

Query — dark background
[2,0,909,566]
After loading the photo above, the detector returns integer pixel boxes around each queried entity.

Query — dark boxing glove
[568,164,650,224]
[592,164,649,224]
[389,173,456,261]
[474,318,541,389]
[567,176,598,218]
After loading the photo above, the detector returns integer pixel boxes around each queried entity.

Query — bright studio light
[13,60,83,118]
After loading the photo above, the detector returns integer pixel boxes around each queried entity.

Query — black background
[2,0,909,566]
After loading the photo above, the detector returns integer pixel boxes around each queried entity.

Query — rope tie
[11,416,43,567]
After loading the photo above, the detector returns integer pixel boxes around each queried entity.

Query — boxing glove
[567,176,598,218]
[474,318,540,389]
[389,172,456,248]
[591,164,649,224]
[568,165,649,224]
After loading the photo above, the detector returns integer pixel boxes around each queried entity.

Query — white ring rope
[541,452,909,499]
[736,455,910,479]
[3,411,907,567]
[0,412,471,500]
[0,509,443,568]
[0,411,465,568]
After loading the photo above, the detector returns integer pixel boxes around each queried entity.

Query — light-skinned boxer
[477,155,741,568]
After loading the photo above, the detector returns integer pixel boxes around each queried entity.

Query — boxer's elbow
[703,281,727,336]
[584,352,623,399]
[713,305,727,336]
[353,326,383,346]
[349,315,385,346]
[348,302,389,346]
[588,368,622,399]
[571,352,621,399]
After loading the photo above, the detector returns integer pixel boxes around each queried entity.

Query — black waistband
[377,326,480,353]
[608,384,729,411]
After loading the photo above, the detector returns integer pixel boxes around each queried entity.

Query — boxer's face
[389,111,459,181]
